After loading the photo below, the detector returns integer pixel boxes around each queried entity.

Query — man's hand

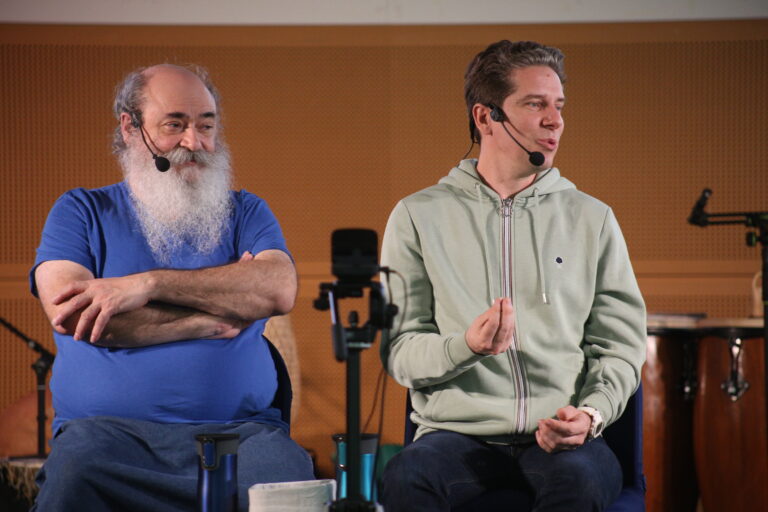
[51,273,154,343]
[535,406,591,453]
[465,297,515,355]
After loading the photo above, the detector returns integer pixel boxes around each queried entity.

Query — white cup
[249,479,336,512]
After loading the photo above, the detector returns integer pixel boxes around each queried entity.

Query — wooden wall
[1,20,766,478]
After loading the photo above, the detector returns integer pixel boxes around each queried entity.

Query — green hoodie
[381,159,646,440]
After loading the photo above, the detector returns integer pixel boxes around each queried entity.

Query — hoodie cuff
[578,391,614,427]
[446,331,486,368]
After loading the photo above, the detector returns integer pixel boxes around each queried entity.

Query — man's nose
[180,127,202,152]
[543,106,563,129]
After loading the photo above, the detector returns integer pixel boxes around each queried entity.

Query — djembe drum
[0,457,45,512]
[694,318,767,512]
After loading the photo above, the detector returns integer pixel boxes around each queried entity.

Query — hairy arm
[48,249,296,344]
[35,260,247,346]
[149,249,297,321]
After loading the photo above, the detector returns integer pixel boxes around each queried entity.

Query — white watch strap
[578,406,604,440]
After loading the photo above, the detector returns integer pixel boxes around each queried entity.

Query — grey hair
[111,64,223,155]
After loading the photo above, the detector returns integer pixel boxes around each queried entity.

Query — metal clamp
[721,337,750,401]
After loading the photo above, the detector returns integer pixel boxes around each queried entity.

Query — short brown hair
[464,40,565,142]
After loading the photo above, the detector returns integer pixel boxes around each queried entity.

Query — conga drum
[644,314,701,512]
[694,318,767,512]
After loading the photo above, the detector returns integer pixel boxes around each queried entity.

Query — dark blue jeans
[32,416,315,512]
[381,430,622,512]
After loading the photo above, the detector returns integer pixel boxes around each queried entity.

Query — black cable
[461,139,476,160]
[376,369,388,441]
[359,267,408,497]
[363,365,386,433]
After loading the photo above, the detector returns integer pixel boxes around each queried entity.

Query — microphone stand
[0,317,55,458]
[687,188,768,446]
[315,280,396,512]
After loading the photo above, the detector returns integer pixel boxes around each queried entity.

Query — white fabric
[248,479,336,511]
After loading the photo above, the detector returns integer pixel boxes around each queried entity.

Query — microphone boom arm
[687,188,768,228]
[0,316,55,458]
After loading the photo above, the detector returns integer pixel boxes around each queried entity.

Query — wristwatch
[578,406,604,440]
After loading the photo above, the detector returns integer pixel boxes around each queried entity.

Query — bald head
[142,65,215,107]
[112,64,222,155]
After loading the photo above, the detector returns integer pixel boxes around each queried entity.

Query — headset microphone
[130,113,171,172]
[488,104,545,166]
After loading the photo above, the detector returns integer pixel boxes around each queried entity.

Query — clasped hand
[51,273,153,343]
[535,406,591,453]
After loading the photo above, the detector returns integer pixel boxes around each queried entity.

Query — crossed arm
[34,249,297,348]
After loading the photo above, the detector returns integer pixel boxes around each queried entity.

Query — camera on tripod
[313,229,398,511]
[314,229,397,361]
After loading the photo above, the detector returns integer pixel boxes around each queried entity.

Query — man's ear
[119,112,136,143]
[472,103,493,139]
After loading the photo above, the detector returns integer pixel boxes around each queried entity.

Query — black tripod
[315,278,396,512]
[0,316,55,458]
[688,188,768,432]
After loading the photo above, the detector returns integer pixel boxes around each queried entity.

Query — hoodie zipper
[500,198,529,434]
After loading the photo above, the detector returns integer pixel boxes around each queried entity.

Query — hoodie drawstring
[531,188,550,304]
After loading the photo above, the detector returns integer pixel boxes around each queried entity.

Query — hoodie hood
[439,159,576,203]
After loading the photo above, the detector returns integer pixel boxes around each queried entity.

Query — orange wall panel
[1,20,765,477]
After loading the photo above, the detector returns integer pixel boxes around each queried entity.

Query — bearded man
[29,64,314,512]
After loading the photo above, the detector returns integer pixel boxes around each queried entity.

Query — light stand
[687,188,768,437]
[0,317,55,458]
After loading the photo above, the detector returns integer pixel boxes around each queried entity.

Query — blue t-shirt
[31,182,289,434]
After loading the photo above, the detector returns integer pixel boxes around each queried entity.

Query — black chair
[264,337,293,429]
[403,386,646,511]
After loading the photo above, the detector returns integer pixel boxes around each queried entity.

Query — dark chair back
[403,385,646,511]
[601,385,646,511]
[264,336,293,429]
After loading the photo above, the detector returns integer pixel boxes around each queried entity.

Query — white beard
[120,143,233,264]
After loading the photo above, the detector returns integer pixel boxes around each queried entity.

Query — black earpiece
[129,111,141,128]
[489,104,504,122]
[128,110,171,172]
[485,103,545,167]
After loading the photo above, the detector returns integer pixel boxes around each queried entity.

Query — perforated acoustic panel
[561,39,767,262]
[1,21,765,474]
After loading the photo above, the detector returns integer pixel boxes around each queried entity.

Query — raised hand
[465,297,515,355]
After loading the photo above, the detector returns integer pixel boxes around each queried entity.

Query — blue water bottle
[332,433,379,501]
[195,433,240,512]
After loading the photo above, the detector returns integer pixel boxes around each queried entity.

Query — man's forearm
[146,253,297,322]
[90,302,242,348]
[41,251,295,344]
